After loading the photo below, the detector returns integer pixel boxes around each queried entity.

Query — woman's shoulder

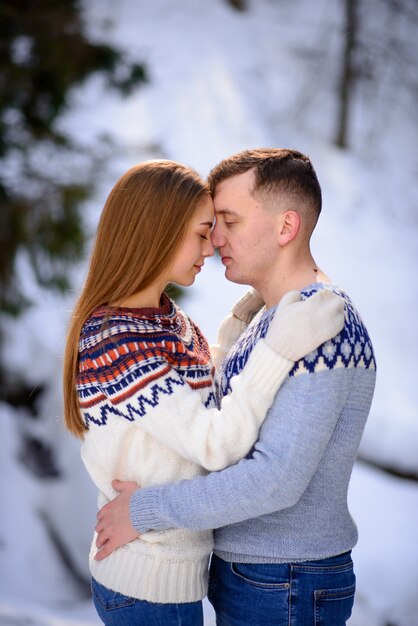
[79,303,186,369]
[79,294,210,364]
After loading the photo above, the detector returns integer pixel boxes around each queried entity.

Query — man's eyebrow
[215,209,239,216]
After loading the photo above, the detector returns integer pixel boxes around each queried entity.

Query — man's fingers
[112,479,139,491]
[97,501,110,520]
[92,484,140,562]
[94,541,114,561]
[95,529,109,548]
[95,520,104,534]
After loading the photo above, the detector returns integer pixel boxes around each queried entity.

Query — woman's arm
[83,290,344,472]
[210,288,264,369]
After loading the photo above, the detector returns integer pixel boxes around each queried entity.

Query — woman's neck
[118,282,165,309]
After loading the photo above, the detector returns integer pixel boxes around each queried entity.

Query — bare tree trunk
[335,0,358,148]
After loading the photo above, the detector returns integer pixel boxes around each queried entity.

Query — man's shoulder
[290,283,376,378]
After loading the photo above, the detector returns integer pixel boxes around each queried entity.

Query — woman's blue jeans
[91,577,203,626]
[208,552,355,626]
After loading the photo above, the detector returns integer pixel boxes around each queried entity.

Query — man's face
[211,169,281,287]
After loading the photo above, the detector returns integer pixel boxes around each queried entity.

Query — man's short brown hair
[208,148,322,230]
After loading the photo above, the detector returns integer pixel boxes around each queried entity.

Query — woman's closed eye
[199,226,212,240]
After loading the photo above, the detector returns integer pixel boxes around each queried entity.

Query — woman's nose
[204,236,215,257]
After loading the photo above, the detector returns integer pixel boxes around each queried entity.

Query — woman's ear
[277,210,300,246]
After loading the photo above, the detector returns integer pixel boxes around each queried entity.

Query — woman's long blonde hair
[63,160,210,438]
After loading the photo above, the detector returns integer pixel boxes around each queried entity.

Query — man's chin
[224,268,247,285]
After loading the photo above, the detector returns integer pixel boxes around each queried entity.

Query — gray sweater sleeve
[130,369,351,532]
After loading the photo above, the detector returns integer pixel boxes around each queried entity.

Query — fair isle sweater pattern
[219,283,376,399]
[77,293,217,426]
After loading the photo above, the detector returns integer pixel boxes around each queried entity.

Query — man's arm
[94,294,345,559]
[95,369,346,559]
[130,369,348,533]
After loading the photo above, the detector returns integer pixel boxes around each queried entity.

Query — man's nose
[211,222,225,248]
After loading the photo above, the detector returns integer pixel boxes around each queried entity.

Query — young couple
[63,148,376,626]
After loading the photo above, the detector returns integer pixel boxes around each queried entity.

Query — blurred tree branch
[225,0,247,11]
[334,0,418,149]
[0,0,148,406]
[335,0,358,148]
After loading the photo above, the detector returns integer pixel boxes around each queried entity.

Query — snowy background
[1,0,417,625]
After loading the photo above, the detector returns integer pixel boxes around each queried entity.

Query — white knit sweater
[78,296,292,602]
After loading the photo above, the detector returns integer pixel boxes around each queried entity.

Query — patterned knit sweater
[130,284,377,564]
[78,293,295,603]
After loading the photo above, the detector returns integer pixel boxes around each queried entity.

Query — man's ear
[277,210,300,246]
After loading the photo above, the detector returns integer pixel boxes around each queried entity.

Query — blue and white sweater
[131,283,376,563]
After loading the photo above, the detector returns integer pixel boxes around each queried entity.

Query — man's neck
[258,256,330,309]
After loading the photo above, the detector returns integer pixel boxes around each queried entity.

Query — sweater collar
[94,291,175,321]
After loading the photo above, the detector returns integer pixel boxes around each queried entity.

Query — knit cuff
[232,289,265,324]
[240,339,293,398]
[130,488,164,534]
[215,315,247,351]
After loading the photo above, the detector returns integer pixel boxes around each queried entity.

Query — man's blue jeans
[91,577,203,626]
[208,552,355,626]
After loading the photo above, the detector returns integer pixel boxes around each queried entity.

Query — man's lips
[221,256,232,266]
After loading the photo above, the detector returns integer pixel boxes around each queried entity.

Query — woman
[63,160,343,625]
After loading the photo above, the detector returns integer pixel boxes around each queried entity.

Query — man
[94,148,376,625]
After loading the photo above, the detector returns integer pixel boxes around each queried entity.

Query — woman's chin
[171,277,195,288]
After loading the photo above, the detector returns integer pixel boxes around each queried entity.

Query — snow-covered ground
[1,0,417,624]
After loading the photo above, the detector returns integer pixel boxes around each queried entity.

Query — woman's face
[167,196,215,286]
